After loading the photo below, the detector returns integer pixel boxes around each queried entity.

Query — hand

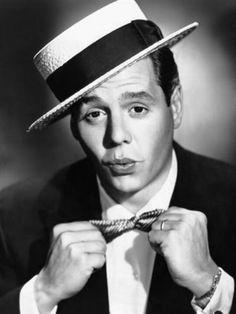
[148,206,218,297]
[34,222,106,313]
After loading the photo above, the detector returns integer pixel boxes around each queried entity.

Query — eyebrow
[81,91,154,106]
[80,95,102,104]
[118,91,154,102]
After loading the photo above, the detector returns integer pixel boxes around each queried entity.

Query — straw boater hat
[28,0,198,132]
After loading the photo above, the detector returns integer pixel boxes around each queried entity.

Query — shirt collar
[98,150,177,220]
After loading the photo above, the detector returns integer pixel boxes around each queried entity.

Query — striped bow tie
[90,209,163,242]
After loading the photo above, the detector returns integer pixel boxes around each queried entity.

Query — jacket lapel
[146,143,196,314]
[36,159,110,314]
[56,161,110,314]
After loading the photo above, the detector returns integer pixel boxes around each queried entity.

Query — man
[0,0,235,313]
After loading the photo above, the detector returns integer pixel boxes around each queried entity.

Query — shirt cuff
[20,275,58,314]
[191,268,234,314]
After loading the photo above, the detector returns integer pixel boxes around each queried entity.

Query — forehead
[86,57,157,99]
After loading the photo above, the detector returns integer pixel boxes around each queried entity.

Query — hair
[150,47,180,106]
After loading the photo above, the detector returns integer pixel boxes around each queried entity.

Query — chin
[109,175,144,195]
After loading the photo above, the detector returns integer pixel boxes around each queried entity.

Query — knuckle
[183,211,195,226]
[59,232,70,247]
[93,229,101,236]
[191,210,207,224]
[148,231,153,241]
[98,241,107,253]
[179,220,188,232]
[198,211,207,224]
[52,224,63,238]
[93,229,104,241]
[68,243,83,259]
[89,222,101,230]
[77,242,86,253]
[67,243,74,256]
[169,206,183,212]
[78,221,94,229]
[96,254,106,267]
[148,230,156,242]
[167,229,177,242]
[88,254,105,270]
[168,206,177,212]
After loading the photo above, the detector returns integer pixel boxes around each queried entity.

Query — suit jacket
[0,142,235,314]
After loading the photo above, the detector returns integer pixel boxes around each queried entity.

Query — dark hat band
[46,20,163,102]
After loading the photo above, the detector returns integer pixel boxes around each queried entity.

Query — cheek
[77,123,105,160]
[136,111,173,153]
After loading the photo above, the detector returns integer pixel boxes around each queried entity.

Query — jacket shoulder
[0,158,94,221]
[175,142,236,191]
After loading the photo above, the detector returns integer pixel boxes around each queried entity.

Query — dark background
[0,0,236,189]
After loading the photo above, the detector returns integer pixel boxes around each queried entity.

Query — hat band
[46,20,163,102]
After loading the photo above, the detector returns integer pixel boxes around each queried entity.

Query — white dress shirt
[20,151,234,313]
[99,151,177,314]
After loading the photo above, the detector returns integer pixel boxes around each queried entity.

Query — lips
[103,158,138,175]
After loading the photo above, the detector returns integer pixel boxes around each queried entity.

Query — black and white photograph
[0,0,235,313]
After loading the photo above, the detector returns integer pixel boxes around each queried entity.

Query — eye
[84,109,106,123]
[129,105,149,117]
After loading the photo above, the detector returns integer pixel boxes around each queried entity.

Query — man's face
[75,58,180,198]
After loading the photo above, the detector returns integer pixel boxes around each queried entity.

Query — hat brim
[28,22,198,132]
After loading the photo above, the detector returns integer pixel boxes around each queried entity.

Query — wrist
[34,270,59,314]
[194,267,222,309]
[185,261,218,297]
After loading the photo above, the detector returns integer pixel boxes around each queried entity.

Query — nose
[105,114,132,147]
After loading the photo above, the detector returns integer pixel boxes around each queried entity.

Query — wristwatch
[194,268,222,309]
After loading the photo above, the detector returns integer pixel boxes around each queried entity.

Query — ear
[170,85,183,129]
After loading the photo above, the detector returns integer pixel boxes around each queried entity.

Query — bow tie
[90,209,163,242]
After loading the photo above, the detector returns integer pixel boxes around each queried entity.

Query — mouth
[103,158,139,175]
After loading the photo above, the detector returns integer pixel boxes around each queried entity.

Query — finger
[157,208,204,226]
[148,229,167,254]
[149,219,190,250]
[152,220,182,231]
[62,244,106,271]
[87,253,106,270]
[166,208,207,229]
[69,241,107,255]
[167,206,190,214]
[52,222,100,240]
[53,229,106,248]
[155,212,183,223]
